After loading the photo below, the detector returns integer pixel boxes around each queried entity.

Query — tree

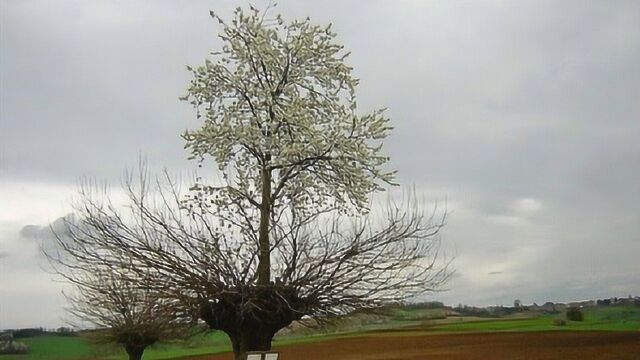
[514,299,521,309]
[47,252,192,360]
[182,5,396,289]
[566,307,584,322]
[52,5,449,360]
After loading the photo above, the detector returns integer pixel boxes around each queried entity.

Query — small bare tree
[47,225,193,360]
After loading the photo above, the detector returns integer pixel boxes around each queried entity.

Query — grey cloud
[20,215,73,240]
[0,222,69,328]
[19,225,42,239]
[18,215,76,261]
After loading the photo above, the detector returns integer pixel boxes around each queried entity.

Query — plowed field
[181,331,640,360]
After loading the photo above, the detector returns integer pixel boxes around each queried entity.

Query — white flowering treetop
[183,6,395,285]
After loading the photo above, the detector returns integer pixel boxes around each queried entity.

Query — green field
[0,336,89,360]
[2,305,638,360]
[429,306,640,333]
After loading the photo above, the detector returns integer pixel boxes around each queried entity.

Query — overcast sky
[1,0,639,329]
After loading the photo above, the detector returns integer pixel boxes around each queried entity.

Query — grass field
[428,305,640,333]
[1,305,638,360]
[107,332,231,360]
[0,336,89,360]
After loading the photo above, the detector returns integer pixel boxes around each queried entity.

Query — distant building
[568,300,596,308]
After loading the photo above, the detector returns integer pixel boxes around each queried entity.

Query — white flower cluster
[183,6,395,219]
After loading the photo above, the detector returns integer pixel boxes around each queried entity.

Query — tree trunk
[124,345,145,360]
[257,165,272,286]
[229,328,275,360]
[199,286,310,360]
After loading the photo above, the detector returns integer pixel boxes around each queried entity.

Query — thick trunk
[257,165,272,286]
[199,286,311,360]
[125,345,145,360]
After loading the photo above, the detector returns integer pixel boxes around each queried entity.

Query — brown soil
[180,331,640,360]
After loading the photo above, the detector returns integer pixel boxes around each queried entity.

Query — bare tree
[46,213,194,360]
[51,5,450,360]
[50,167,447,360]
